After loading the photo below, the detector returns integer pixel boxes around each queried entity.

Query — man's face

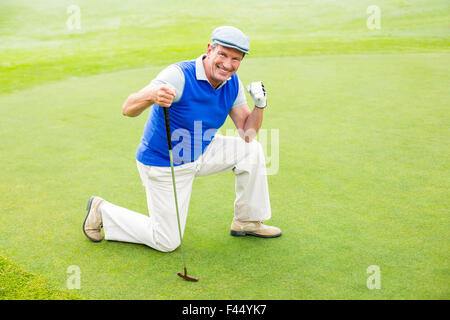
[204,43,244,88]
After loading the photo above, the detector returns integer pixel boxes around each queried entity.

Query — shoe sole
[82,196,103,242]
[230,230,282,238]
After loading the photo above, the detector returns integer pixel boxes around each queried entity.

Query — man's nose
[222,59,233,71]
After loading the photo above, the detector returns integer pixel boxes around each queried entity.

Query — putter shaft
[163,107,198,282]
[168,149,187,270]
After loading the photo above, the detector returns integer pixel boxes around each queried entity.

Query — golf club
[163,106,199,282]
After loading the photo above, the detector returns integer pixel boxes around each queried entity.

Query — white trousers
[100,134,271,252]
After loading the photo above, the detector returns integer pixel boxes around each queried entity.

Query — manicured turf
[0,0,449,299]
[0,255,82,299]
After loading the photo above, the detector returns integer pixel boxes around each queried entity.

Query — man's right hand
[122,83,177,117]
[150,84,177,108]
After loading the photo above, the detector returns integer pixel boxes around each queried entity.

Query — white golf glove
[246,81,267,109]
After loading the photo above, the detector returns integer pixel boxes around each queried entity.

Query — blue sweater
[136,59,240,166]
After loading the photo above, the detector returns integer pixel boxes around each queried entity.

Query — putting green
[0,53,448,299]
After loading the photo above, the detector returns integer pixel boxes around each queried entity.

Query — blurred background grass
[1,0,449,94]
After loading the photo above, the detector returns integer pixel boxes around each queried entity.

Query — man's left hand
[246,81,267,109]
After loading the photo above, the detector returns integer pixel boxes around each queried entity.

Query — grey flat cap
[211,26,250,55]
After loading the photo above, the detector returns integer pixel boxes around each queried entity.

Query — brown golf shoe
[230,218,282,238]
[82,196,104,242]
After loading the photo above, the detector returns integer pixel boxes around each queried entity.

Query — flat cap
[211,26,250,55]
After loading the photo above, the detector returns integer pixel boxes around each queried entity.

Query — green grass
[0,255,82,299]
[0,0,449,299]
[1,0,449,94]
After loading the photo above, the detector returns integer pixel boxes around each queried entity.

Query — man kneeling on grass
[82,26,281,252]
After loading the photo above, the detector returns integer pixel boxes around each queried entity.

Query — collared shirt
[150,54,247,108]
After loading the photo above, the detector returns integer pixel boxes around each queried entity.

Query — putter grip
[163,107,172,150]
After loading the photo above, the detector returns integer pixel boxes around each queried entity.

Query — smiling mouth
[217,66,232,75]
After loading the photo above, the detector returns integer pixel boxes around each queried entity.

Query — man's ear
[206,43,212,56]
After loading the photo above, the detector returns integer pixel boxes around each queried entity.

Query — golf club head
[178,268,198,282]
